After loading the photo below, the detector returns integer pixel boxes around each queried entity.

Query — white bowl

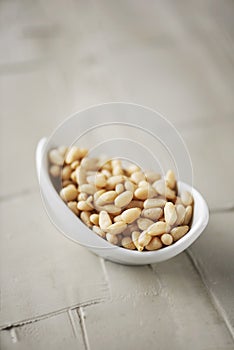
[36,104,209,265]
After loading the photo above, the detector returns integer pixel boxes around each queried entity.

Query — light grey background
[0,1,234,349]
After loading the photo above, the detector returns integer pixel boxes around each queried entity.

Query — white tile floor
[0,0,234,349]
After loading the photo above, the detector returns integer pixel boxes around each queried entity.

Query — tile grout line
[186,249,234,341]
[77,307,90,350]
[67,309,82,340]
[0,297,106,331]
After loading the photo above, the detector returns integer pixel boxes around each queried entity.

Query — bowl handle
[36,137,47,181]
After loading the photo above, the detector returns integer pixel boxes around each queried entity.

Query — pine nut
[141,208,163,221]
[126,200,144,209]
[96,190,118,205]
[121,236,135,250]
[181,191,193,206]
[106,233,119,245]
[115,191,133,207]
[58,146,67,157]
[145,237,162,251]
[134,186,149,200]
[131,231,141,251]
[62,165,72,180]
[105,221,127,235]
[138,231,152,250]
[101,169,112,178]
[78,192,88,201]
[175,204,186,225]
[183,205,193,225]
[75,166,87,186]
[106,175,124,189]
[81,157,99,171]
[143,198,167,209]
[67,201,79,215]
[50,165,61,177]
[147,222,168,236]
[164,202,177,225]
[165,170,176,189]
[153,180,176,200]
[121,208,141,224]
[145,171,161,183]
[161,233,173,245]
[90,213,99,226]
[80,211,92,227]
[128,223,139,232]
[71,160,80,170]
[131,171,145,184]
[115,183,124,194]
[137,218,154,231]
[126,164,140,175]
[114,214,122,222]
[60,184,78,202]
[99,210,112,230]
[93,225,106,238]
[77,200,93,211]
[79,148,88,158]
[65,146,82,164]
[79,184,96,195]
[170,225,189,241]
[112,166,124,176]
[93,189,106,201]
[49,149,64,166]
[97,204,122,215]
[124,180,135,192]
[62,180,73,187]
[87,173,107,188]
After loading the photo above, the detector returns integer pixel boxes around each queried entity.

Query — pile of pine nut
[49,146,194,251]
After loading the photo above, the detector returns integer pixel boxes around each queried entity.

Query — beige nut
[121,236,135,250]
[138,231,152,251]
[165,170,176,189]
[145,171,161,183]
[96,191,118,205]
[124,180,135,192]
[126,200,144,209]
[114,191,133,208]
[170,225,189,241]
[161,233,173,246]
[60,184,78,202]
[87,173,107,188]
[131,231,141,251]
[143,198,167,209]
[80,211,92,227]
[80,157,99,171]
[115,183,124,194]
[106,233,119,245]
[65,146,82,164]
[164,202,177,225]
[62,165,72,180]
[92,225,106,238]
[77,200,93,211]
[130,171,145,184]
[49,149,64,166]
[121,208,141,224]
[79,184,96,195]
[141,208,163,221]
[105,221,127,235]
[147,222,168,236]
[175,204,186,225]
[137,218,154,231]
[90,213,99,226]
[67,201,79,215]
[99,210,112,230]
[183,205,193,225]
[75,166,87,186]
[145,237,163,251]
[106,175,125,189]
[50,165,61,177]
[181,191,193,206]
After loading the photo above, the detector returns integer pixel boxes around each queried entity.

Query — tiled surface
[189,212,234,337]
[0,312,85,350]
[1,0,234,349]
